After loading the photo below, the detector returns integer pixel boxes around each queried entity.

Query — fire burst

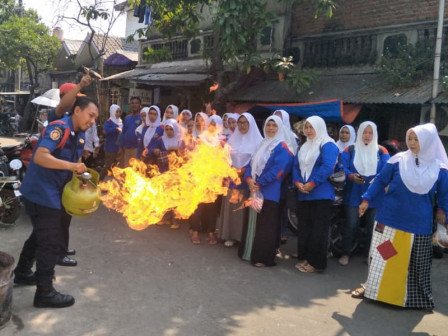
[99,142,240,231]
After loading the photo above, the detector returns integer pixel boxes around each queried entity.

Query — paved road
[1,205,448,336]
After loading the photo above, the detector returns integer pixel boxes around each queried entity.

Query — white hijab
[298,116,335,181]
[273,109,298,154]
[250,115,291,179]
[336,124,356,152]
[222,113,233,136]
[162,104,179,122]
[135,107,149,136]
[227,112,263,169]
[193,112,209,138]
[109,104,122,128]
[143,105,161,147]
[161,119,182,150]
[179,109,192,125]
[353,121,379,177]
[389,123,448,194]
[227,113,238,134]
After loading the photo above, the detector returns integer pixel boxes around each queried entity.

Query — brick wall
[292,0,446,35]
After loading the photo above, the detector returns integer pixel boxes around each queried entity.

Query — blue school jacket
[340,145,390,208]
[362,162,448,235]
[244,142,294,202]
[292,141,339,201]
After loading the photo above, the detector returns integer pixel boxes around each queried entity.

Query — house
[101,1,293,115]
[49,27,138,120]
[232,0,448,143]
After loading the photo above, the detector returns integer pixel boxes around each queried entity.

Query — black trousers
[296,199,333,270]
[190,201,218,233]
[251,200,280,266]
[18,199,72,281]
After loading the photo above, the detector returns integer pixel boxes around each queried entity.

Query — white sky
[22,0,126,40]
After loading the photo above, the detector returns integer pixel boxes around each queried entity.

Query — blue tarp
[249,99,343,122]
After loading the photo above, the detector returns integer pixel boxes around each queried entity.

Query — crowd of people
[12,75,448,312]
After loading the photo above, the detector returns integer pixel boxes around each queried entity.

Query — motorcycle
[0,150,22,225]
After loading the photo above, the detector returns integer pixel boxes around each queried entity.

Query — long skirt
[364,222,434,309]
[238,200,280,266]
[216,188,248,242]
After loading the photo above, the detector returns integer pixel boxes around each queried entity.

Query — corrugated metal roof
[133,73,211,86]
[231,73,438,105]
[100,68,149,81]
[101,59,210,81]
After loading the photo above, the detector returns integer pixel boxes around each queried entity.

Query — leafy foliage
[376,39,441,87]
[0,14,60,72]
[143,46,173,63]
[127,0,336,110]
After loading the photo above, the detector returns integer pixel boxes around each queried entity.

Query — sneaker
[224,240,235,247]
[338,255,350,266]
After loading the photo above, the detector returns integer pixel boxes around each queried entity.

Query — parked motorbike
[0,152,22,225]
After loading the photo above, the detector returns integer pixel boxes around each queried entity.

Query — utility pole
[430,0,445,124]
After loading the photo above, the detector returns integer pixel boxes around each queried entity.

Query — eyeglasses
[237,121,249,125]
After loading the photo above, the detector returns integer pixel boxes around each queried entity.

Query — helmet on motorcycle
[62,168,101,218]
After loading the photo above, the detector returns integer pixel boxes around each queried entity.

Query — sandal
[296,263,320,273]
[254,262,266,267]
[351,287,365,299]
[208,233,217,245]
[294,260,309,270]
[191,235,200,245]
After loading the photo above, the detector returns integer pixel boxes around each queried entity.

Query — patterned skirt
[364,222,434,309]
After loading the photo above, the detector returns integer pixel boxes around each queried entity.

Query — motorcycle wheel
[329,217,359,258]
[0,189,21,223]
[287,208,298,234]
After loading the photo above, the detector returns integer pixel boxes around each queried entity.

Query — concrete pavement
[1,205,448,336]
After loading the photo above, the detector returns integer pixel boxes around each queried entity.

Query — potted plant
[274,56,294,81]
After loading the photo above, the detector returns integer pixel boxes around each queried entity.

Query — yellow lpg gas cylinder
[62,169,101,218]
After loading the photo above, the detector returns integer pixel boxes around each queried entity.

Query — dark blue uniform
[17,116,85,285]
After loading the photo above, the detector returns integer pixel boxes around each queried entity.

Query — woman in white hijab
[273,110,299,154]
[189,112,221,245]
[162,104,179,122]
[217,113,263,247]
[140,105,163,163]
[222,113,238,141]
[178,109,192,131]
[292,116,339,273]
[356,123,448,311]
[239,115,294,267]
[336,125,356,153]
[99,104,123,180]
[135,107,150,159]
[338,121,390,266]
[193,112,209,138]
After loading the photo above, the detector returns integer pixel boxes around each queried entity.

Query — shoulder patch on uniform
[50,129,62,141]
[79,138,85,144]
[136,119,141,124]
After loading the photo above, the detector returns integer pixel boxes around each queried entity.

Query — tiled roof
[64,39,83,56]
[89,34,139,59]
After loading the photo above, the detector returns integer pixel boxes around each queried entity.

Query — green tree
[0,4,60,128]
[128,0,336,112]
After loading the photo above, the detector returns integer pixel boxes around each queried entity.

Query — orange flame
[99,142,240,231]
[209,82,219,92]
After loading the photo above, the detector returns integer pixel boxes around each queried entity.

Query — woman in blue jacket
[358,123,448,310]
[293,116,339,273]
[338,121,390,266]
[99,104,122,180]
[239,115,294,267]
